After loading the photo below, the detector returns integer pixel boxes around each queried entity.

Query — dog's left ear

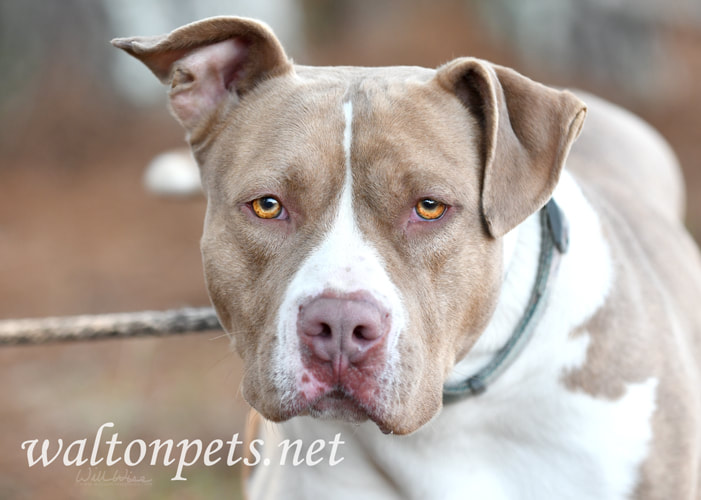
[436,58,586,238]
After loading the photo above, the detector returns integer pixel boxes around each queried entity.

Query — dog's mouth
[266,376,430,435]
[281,386,396,432]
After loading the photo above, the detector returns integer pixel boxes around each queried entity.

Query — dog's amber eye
[415,199,447,220]
[252,196,283,219]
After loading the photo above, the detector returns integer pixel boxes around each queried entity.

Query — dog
[113,16,701,499]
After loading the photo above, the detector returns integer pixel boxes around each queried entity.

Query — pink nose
[297,293,390,376]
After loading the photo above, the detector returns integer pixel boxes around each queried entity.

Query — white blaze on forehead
[343,100,353,182]
[273,98,407,399]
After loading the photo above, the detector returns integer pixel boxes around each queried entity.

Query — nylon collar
[443,199,568,403]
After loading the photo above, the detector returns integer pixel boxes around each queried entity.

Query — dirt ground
[1,6,700,499]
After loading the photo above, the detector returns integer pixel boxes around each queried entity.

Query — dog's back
[569,92,684,221]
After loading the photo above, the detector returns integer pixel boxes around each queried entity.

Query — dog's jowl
[114,16,701,500]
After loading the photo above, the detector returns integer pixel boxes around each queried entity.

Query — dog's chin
[304,392,441,436]
[306,390,371,423]
[261,388,433,435]
[275,389,397,431]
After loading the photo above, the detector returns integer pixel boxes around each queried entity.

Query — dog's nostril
[353,326,365,340]
[319,323,332,338]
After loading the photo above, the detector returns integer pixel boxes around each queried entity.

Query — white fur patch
[273,99,407,403]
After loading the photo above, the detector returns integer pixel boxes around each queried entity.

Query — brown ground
[1,5,700,499]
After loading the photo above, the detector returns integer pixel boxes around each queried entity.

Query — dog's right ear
[112,16,291,142]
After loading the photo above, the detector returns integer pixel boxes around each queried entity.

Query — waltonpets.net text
[21,422,345,480]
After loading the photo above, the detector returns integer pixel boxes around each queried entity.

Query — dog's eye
[415,199,447,220]
[252,196,283,219]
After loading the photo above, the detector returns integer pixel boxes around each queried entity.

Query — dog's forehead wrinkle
[340,79,482,216]
[216,68,462,211]
[207,78,351,201]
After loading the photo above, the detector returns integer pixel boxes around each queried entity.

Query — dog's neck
[444,200,543,386]
[446,170,612,394]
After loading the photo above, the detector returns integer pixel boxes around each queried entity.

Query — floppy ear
[112,16,292,143]
[435,58,586,238]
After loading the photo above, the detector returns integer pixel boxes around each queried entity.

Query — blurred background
[1,0,700,498]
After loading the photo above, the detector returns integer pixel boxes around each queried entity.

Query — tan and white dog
[113,16,701,499]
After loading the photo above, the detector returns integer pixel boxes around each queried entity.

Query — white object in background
[143,150,202,196]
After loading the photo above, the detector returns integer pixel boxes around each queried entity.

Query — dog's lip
[284,387,382,424]
[273,389,399,435]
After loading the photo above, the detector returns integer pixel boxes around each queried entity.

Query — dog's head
[114,16,585,435]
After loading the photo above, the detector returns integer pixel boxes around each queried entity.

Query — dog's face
[114,17,585,435]
[199,69,503,434]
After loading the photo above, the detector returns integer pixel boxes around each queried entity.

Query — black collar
[443,199,568,403]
